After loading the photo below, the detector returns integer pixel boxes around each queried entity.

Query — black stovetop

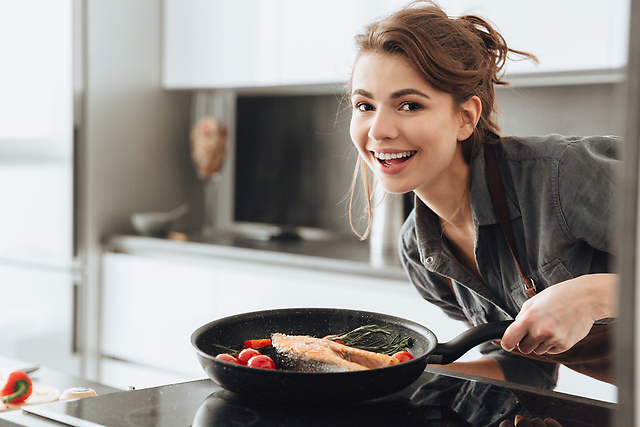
[21,369,614,427]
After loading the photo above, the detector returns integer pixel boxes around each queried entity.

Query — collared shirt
[399,134,619,389]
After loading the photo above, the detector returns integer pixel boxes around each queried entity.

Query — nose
[368,108,399,142]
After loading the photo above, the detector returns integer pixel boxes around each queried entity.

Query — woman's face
[349,53,473,197]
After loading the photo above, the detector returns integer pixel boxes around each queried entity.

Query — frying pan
[191,308,512,405]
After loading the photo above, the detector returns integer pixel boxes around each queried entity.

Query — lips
[371,150,416,167]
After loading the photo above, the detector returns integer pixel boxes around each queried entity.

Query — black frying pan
[191,308,512,405]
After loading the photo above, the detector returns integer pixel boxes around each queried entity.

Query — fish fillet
[271,333,400,373]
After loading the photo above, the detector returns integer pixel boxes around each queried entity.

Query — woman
[348,0,618,390]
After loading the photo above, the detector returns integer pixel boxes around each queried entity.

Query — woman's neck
[414,154,472,231]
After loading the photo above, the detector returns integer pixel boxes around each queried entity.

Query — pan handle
[426,320,513,365]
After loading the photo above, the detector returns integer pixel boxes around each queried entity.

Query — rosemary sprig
[325,324,413,355]
[210,342,272,356]
[210,343,240,356]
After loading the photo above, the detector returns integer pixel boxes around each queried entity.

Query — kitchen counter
[0,366,616,426]
[105,231,408,281]
[0,356,121,426]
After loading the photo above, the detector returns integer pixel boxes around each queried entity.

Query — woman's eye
[400,102,422,112]
[355,102,374,112]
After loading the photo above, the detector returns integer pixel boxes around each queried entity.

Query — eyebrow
[390,88,431,99]
[350,88,431,100]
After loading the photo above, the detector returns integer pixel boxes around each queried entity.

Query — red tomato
[322,335,345,345]
[244,339,271,349]
[392,351,414,363]
[247,355,276,370]
[215,353,238,364]
[237,348,261,365]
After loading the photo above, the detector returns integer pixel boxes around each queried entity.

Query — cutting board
[0,384,60,412]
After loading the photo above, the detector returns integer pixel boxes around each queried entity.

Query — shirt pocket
[510,258,574,308]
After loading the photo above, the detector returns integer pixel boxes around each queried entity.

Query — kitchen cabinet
[162,0,380,88]
[447,0,630,75]
[0,0,79,379]
[162,0,629,89]
[99,251,475,388]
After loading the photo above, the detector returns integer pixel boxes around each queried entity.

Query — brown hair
[348,0,536,239]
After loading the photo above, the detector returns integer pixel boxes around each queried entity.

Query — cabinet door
[0,263,79,376]
[163,0,278,88]
[445,0,629,74]
[163,0,629,89]
[101,253,217,377]
[277,1,366,85]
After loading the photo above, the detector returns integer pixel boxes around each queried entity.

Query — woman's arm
[501,273,618,355]
[431,357,506,381]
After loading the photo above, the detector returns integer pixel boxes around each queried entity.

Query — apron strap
[484,145,537,298]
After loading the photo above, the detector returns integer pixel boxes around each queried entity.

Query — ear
[457,96,482,141]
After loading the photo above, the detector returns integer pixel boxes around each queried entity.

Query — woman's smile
[371,149,417,172]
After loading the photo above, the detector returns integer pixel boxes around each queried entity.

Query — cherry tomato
[237,348,261,365]
[322,335,345,345]
[215,353,238,364]
[247,355,276,370]
[244,339,271,349]
[392,351,414,363]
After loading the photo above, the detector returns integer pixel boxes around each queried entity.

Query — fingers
[501,321,529,352]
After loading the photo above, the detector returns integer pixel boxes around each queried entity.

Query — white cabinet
[100,252,472,388]
[163,0,629,89]
[447,0,630,75]
[162,0,407,88]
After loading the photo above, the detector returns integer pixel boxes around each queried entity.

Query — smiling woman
[346,0,618,392]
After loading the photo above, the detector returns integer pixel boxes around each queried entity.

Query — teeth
[373,151,416,160]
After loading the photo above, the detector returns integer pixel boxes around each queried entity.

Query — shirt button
[425,256,434,265]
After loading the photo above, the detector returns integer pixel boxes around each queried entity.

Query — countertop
[0,366,616,427]
[104,230,408,281]
[0,356,121,426]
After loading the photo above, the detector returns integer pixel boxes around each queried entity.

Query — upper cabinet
[162,0,630,89]
[446,0,631,75]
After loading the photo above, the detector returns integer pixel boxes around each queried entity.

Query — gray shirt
[399,134,618,389]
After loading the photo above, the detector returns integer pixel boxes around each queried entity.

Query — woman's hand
[501,274,618,355]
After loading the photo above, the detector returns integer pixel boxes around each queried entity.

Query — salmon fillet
[271,333,400,373]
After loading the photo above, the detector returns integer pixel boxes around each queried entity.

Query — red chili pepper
[1,370,33,404]
[244,339,271,349]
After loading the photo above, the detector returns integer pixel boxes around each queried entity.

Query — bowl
[131,213,175,237]
[131,204,190,237]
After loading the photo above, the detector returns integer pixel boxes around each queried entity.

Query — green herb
[210,343,240,356]
[325,324,413,355]
[211,343,272,356]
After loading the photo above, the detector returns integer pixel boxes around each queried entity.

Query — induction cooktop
[22,369,614,427]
